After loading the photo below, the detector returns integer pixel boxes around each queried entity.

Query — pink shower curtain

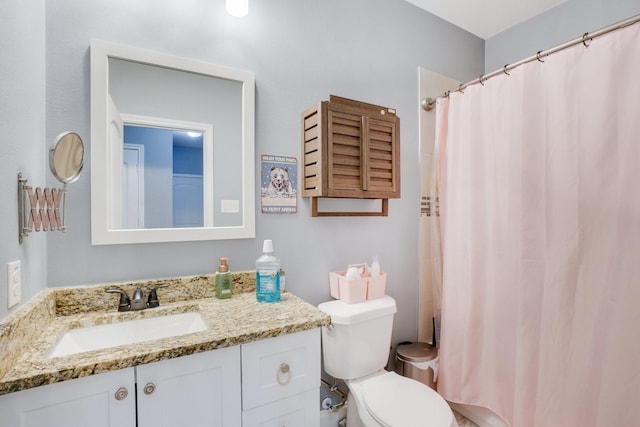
[436,23,640,427]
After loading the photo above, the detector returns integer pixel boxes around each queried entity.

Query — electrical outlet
[7,261,21,309]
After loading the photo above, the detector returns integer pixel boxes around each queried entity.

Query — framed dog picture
[260,154,297,214]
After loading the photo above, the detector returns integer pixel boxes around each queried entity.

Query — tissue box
[329,271,367,303]
[329,270,387,303]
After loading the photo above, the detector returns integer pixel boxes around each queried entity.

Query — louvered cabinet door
[364,117,399,196]
[327,110,364,195]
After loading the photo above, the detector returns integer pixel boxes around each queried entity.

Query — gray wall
[486,0,640,71]
[40,0,483,344]
[0,0,47,320]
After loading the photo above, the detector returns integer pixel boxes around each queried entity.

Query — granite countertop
[0,272,330,396]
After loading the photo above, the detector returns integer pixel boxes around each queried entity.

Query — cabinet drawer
[241,328,320,410]
[242,388,319,427]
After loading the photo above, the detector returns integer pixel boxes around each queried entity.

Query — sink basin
[47,312,208,359]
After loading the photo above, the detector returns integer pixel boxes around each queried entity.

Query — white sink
[47,312,208,359]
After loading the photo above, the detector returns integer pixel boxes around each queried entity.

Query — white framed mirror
[90,39,255,245]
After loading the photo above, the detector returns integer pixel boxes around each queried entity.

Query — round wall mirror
[50,132,84,184]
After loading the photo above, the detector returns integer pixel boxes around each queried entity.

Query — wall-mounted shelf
[309,197,388,217]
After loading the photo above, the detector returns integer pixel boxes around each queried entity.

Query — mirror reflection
[90,40,255,245]
[109,57,241,229]
[122,124,204,229]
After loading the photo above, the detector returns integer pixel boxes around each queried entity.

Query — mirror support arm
[18,172,68,244]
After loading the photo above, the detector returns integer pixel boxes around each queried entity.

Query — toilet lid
[362,373,453,427]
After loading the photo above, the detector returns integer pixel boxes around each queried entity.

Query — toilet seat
[353,371,453,427]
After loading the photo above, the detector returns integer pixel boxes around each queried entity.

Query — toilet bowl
[318,296,456,427]
[345,371,456,427]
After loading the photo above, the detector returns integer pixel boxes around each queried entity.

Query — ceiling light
[226,0,248,17]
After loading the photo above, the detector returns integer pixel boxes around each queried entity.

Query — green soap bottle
[215,257,232,299]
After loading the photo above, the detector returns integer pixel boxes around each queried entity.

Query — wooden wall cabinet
[301,95,400,216]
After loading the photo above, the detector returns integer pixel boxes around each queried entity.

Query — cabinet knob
[114,387,128,400]
[276,363,292,386]
[143,382,156,395]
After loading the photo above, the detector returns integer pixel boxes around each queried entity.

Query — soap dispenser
[215,257,232,299]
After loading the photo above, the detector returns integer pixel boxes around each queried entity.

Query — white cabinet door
[241,328,320,410]
[0,368,135,427]
[136,346,241,427]
[242,388,319,427]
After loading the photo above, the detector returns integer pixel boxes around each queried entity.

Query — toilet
[318,295,456,427]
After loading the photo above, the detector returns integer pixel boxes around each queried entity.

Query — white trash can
[394,342,438,390]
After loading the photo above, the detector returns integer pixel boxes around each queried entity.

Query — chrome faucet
[105,283,170,312]
[130,287,146,310]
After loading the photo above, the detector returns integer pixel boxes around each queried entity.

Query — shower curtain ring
[536,51,545,62]
[458,84,465,94]
[582,32,592,47]
[503,65,510,76]
[444,90,450,98]
[478,74,485,86]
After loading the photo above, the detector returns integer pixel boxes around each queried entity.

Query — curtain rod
[422,13,640,111]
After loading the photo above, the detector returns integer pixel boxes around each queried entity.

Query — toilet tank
[318,295,397,380]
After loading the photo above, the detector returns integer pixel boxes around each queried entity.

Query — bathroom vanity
[0,273,329,427]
